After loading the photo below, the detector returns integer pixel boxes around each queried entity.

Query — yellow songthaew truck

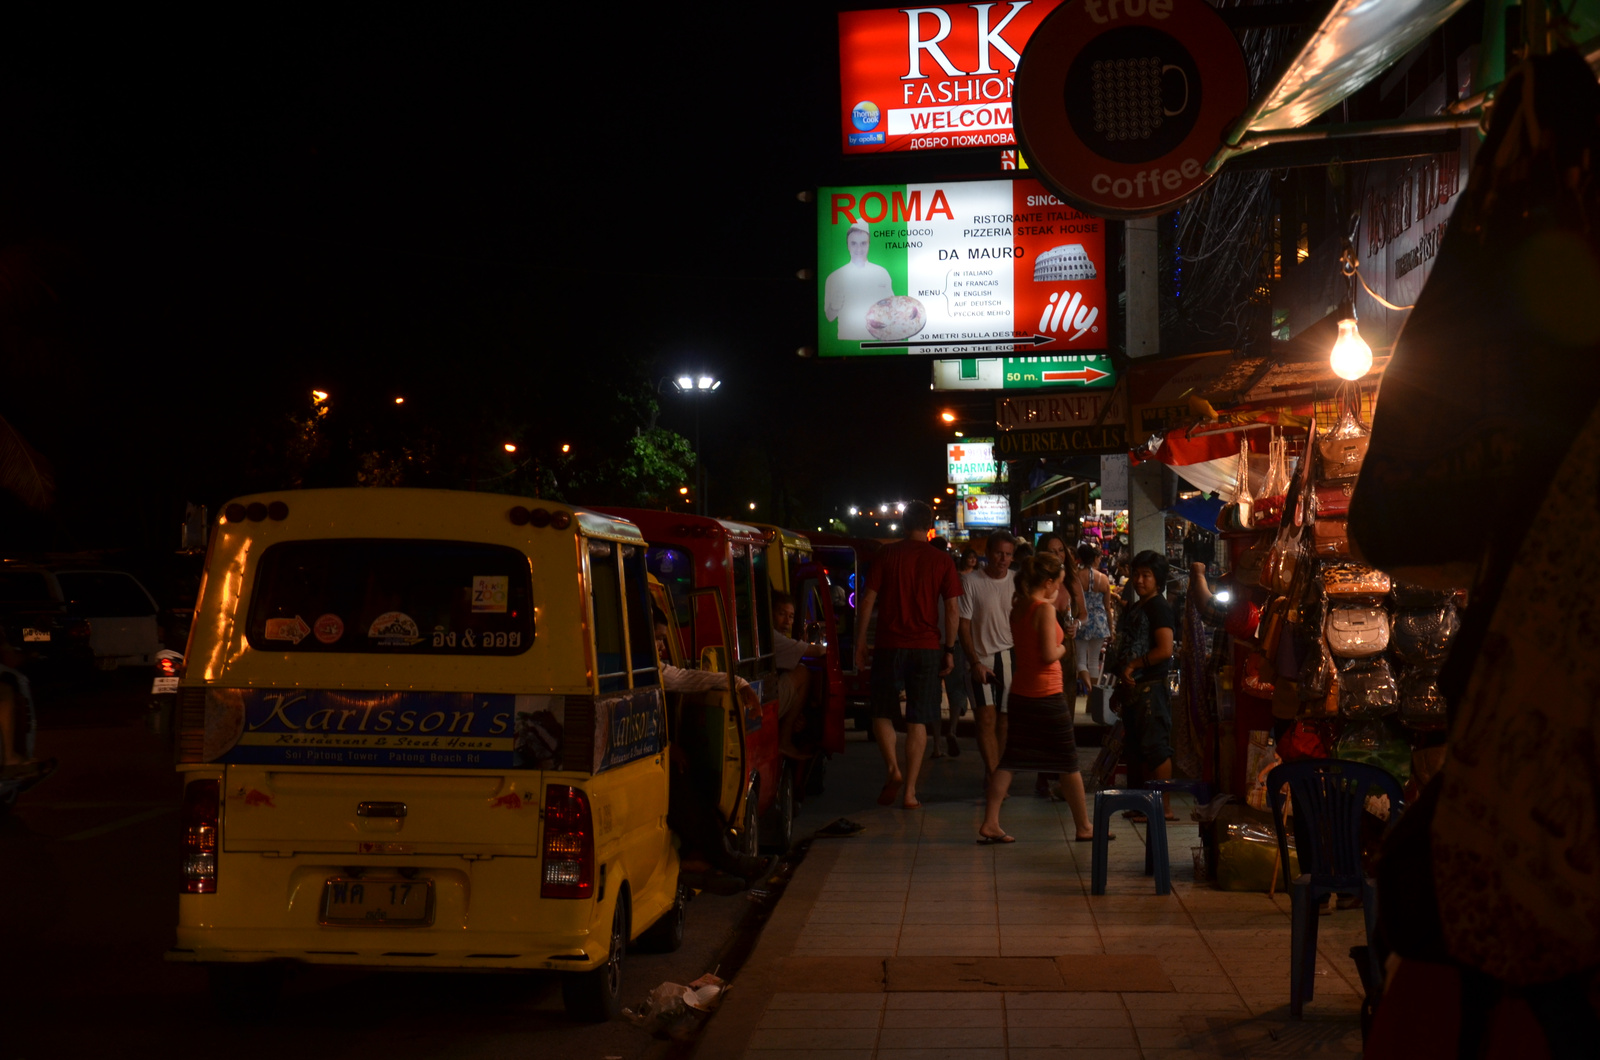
[166,488,745,1021]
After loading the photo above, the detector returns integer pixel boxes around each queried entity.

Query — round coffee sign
[1015,0,1249,219]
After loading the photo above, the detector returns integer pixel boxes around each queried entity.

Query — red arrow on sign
[1041,366,1111,384]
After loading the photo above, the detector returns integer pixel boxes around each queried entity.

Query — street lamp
[671,373,722,516]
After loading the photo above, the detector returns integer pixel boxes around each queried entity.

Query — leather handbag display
[1336,656,1399,718]
[1319,407,1370,480]
[1324,606,1390,657]
[1241,651,1275,697]
[1398,669,1448,731]
[1312,517,1350,556]
[1390,605,1460,666]
[1297,636,1335,699]
[1313,480,1355,516]
[1321,562,1392,598]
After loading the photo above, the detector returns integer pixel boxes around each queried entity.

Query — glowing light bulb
[1330,317,1373,381]
[676,375,693,390]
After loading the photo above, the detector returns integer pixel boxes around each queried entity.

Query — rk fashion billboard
[816,177,1107,358]
[838,1,1064,155]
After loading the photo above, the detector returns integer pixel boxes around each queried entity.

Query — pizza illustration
[865,295,927,341]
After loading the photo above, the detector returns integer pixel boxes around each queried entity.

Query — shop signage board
[1013,0,1250,218]
[837,1,1065,155]
[995,423,1128,457]
[947,439,1006,484]
[995,390,1125,430]
[963,493,1013,527]
[1099,454,1130,509]
[817,177,1107,358]
[1127,349,1233,444]
[933,354,1116,390]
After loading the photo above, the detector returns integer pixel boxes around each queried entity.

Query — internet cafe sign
[1013,0,1248,218]
[816,177,1107,358]
[994,390,1128,456]
[948,439,1006,484]
[837,2,1064,155]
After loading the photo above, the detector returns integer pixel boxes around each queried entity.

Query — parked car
[52,569,162,669]
[0,562,93,679]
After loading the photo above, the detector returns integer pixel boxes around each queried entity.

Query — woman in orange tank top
[978,553,1101,844]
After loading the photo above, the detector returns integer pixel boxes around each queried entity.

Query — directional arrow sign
[1041,366,1110,384]
[859,334,1057,352]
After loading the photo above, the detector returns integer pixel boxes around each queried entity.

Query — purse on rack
[1313,480,1355,516]
[1216,439,1254,531]
[1319,403,1371,480]
[1297,636,1335,698]
[1225,596,1263,641]
[1398,669,1448,731]
[1252,430,1290,529]
[1336,655,1399,718]
[1235,536,1273,586]
[1390,605,1460,666]
[1321,562,1392,598]
[1325,606,1390,657]
[1312,517,1349,556]
[1241,651,1275,697]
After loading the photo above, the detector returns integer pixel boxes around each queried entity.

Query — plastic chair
[1090,789,1170,896]
[1265,759,1405,1019]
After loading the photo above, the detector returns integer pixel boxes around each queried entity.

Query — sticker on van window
[313,614,344,644]
[471,575,508,613]
[367,612,421,646]
[430,627,522,649]
[264,615,310,644]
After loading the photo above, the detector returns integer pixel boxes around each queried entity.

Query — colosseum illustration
[1032,244,1097,283]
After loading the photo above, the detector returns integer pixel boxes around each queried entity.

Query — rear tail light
[182,779,220,893]
[540,784,594,899]
[67,619,91,641]
[158,656,182,677]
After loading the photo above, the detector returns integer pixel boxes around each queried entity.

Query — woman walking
[1034,533,1084,797]
[977,552,1099,844]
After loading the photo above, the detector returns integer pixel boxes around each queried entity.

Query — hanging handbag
[1258,595,1289,657]
[1319,404,1370,480]
[1225,597,1262,641]
[1253,430,1289,529]
[1234,536,1272,585]
[1390,605,1460,666]
[1231,438,1254,530]
[1313,480,1356,517]
[1297,636,1335,698]
[1336,655,1399,718]
[1312,517,1349,556]
[1324,606,1390,657]
[1398,669,1448,731]
[1299,671,1339,718]
[1321,562,1392,598]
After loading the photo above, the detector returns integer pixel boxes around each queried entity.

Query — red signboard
[838,1,1065,155]
[1014,0,1248,218]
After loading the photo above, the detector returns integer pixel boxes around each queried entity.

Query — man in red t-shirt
[853,501,963,809]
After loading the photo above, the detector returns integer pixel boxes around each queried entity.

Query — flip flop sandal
[1075,833,1115,842]
[976,833,1016,845]
[817,818,864,837]
[901,799,923,810]
[876,780,902,806]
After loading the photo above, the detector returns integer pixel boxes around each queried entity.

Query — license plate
[23,628,49,643]
[320,877,434,926]
[151,676,180,694]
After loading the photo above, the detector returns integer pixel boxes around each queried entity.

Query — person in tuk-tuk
[771,591,827,760]
[652,615,776,893]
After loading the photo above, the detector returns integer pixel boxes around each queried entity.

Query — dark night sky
[0,4,981,549]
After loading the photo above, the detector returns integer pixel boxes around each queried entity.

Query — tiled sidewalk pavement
[697,724,1368,1059]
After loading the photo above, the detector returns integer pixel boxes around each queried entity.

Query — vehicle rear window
[246,539,533,655]
[646,547,694,629]
[56,572,157,617]
[0,571,55,608]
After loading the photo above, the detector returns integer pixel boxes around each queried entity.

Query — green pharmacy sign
[933,355,1117,391]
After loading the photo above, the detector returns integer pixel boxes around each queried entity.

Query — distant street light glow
[748,502,756,510]
[503,443,517,453]
[697,376,714,390]
[560,444,571,453]
[940,411,955,423]
[311,390,329,404]
[679,486,690,495]
[676,375,694,390]
[393,397,404,405]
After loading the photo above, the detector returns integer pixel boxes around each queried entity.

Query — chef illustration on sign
[823,221,894,340]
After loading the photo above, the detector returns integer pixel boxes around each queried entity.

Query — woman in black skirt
[977,552,1100,844]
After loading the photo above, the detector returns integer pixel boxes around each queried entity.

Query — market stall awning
[1232,0,1469,135]
[1208,0,1472,171]
[1022,475,1079,512]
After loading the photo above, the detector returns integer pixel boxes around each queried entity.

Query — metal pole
[695,400,704,518]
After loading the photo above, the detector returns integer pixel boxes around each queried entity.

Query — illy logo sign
[1038,291,1099,341]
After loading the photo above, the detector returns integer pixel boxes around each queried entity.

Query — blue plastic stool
[1144,778,1214,808]
[1091,789,1170,895]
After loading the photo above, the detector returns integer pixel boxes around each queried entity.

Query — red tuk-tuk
[805,532,882,727]
[598,509,845,853]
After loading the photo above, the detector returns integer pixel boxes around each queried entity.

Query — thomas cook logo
[851,101,881,131]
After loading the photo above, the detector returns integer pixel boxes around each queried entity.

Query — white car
[54,569,162,669]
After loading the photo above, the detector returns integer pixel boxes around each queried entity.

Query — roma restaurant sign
[838,1,1064,155]
[816,177,1107,358]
